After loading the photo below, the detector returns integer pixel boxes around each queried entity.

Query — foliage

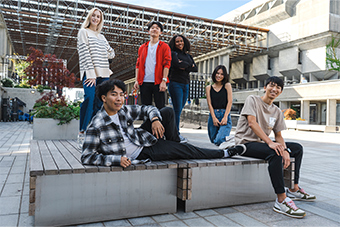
[36,85,51,93]
[326,35,340,71]
[24,47,77,95]
[1,78,14,87]
[14,57,31,88]
[282,108,305,121]
[32,91,80,125]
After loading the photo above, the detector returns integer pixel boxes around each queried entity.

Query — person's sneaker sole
[287,196,316,202]
[273,206,306,219]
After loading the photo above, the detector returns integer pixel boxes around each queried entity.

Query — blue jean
[92,77,109,118]
[168,81,189,131]
[79,74,95,132]
[208,109,232,146]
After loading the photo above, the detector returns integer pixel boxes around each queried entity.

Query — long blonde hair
[81,8,104,33]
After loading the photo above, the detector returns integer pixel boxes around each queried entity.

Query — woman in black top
[206,65,233,146]
[168,35,198,142]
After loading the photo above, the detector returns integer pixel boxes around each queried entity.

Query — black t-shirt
[210,85,228,109]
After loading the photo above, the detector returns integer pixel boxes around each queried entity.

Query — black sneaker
[227,144,246,157]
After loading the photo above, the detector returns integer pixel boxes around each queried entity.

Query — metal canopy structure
[0,0,269,82]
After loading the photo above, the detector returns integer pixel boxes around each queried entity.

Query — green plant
[36,85,51,93]
[1,78,14,87]
[14,57,30,88]
[326,35,340,71]
[31,91,80,125]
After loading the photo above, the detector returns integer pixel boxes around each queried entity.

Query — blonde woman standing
[77,8,115,135]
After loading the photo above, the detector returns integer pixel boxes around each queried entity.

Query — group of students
[77,8,316,220]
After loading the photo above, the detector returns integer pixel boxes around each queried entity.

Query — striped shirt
[77,28,115,80]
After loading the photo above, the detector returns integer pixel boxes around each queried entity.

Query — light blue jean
[208,109,232,146]
[168,81,189,131]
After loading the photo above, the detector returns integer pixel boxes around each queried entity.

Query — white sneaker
[77,133,85,150]
[273,197,306,218]
[286,187,316,201]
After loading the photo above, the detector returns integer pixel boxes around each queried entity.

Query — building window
[244,62,248,74]
[298,50,302,64]
[268,57,271,70]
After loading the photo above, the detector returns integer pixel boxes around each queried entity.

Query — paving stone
[151,214,178,223]
[298,203,340,223]
[6,173,25,184]
[128,216,157,226]
[226,212,268,226]
[173,211,199,220]
[158,220,187,226]
[0,196,21,215]
[205,215,242,226]
[194,209,219,217]
[266,213,340,226]
[18,212,35,226]
[233,202,274,213]
[20,195,29,213]
[0,213,18,226]
[103,219,132,226]
[77,223,104,227]
[183,217,215,226]
[213,207,238,215]
[243,205,290,223]
[1,182,23,197]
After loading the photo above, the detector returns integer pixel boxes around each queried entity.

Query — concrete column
[301,100,310,122]
[280,101,290,110]
[202,61,207,74]
[326,99,337,126]
[220,54,230,74]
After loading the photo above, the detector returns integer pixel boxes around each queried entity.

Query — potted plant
[32,91,80,140]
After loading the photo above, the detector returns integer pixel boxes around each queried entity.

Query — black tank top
[210,85,228,109]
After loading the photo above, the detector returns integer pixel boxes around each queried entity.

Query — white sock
[223,149,230,158]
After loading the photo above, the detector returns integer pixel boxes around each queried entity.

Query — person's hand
[159,81,167,92]
[220,116,228,125]
[151,119,165,139]
[133,81,139,90]
[268,141,285,156]
[84,78,96,87]
[212,117,220,127]
[120,156,131,168]
[282,150,291,169]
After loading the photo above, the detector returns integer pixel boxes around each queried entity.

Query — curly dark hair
[168,35,191,52]
[96,79,126,101]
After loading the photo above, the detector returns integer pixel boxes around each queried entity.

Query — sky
[115,0,253,20]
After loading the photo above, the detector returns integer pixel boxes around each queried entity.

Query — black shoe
[227,144,246,157]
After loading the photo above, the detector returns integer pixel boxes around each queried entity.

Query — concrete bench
[29,139,294,226]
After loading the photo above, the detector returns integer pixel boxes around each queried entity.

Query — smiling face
[264,82,283,100]
[148,24,162,38]
[175,36,184,51]
[101,86,125,116]
[215,69,225,83]
[90,10,101,28]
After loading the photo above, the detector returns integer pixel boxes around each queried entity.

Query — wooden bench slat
[45,141,73,174]
[30,140,44,176]
[52,141,86,174]
[59,140,99,173]
[37,141,58,175]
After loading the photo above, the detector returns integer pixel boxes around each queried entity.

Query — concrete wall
[302,47,327,73]
[278,46,301,78]
[1,87,45,112]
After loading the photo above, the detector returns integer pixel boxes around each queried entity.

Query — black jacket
[169,50,198,84]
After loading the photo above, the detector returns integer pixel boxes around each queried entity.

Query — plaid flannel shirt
[81,105,162,166]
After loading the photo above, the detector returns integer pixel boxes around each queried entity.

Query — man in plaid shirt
[81,79,246,167]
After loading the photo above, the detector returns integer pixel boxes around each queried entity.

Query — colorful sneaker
[179,134,188,143]
[286,187,316,201]
[273,197,306,218]
[226,144,246,157]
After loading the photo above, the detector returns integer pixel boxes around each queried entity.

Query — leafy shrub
[32,91,80,125]
[1,78,14,87]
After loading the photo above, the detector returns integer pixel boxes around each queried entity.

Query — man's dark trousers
[137,107,224,161]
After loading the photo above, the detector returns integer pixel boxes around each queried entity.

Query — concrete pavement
[0,121,339,226]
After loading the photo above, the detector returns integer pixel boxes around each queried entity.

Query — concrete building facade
[195,0,340,132]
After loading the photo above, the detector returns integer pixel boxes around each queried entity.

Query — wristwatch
[284,148,291,153]
[162,77,167,82]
